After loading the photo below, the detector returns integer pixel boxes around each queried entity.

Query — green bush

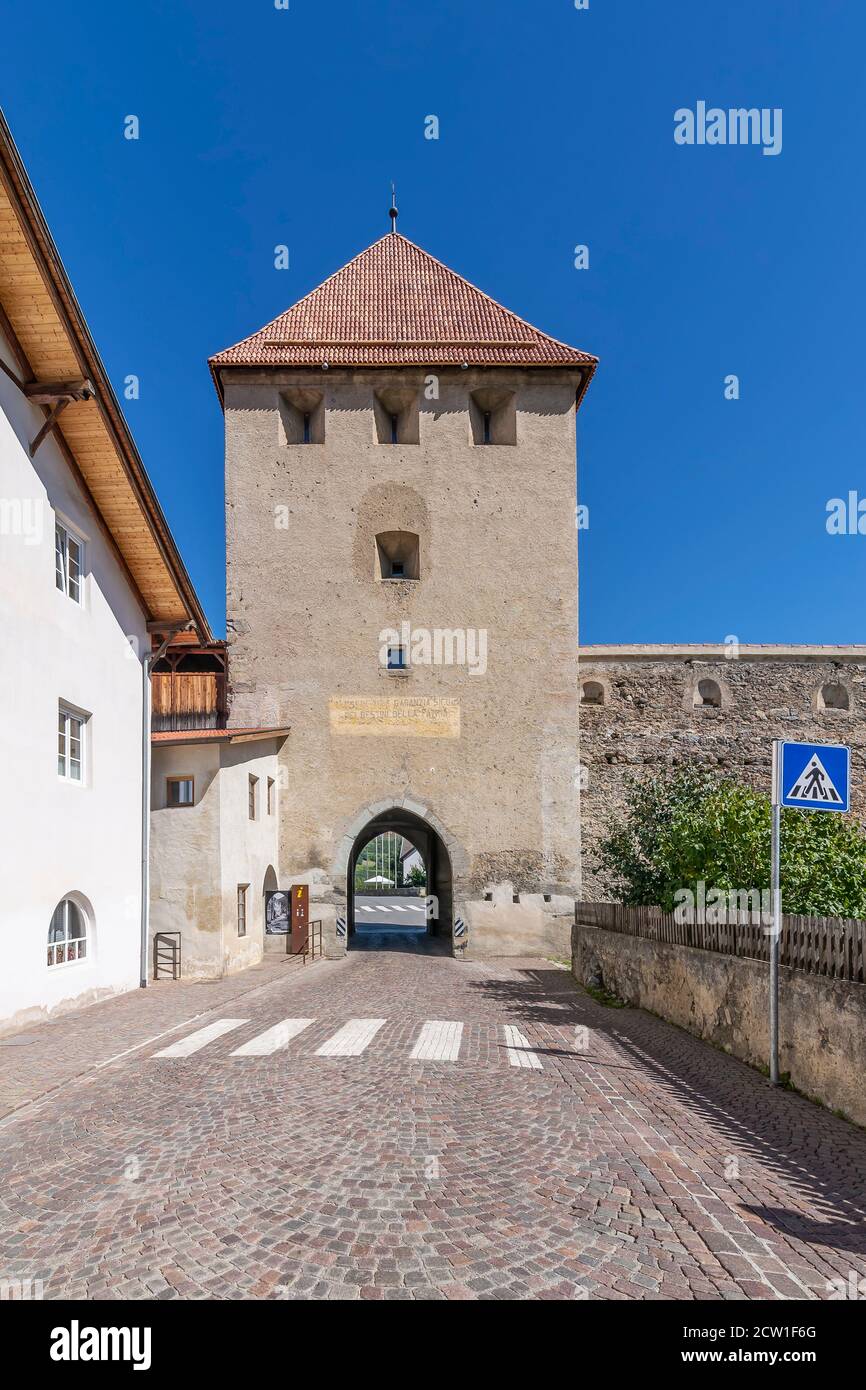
[597,767,866,918]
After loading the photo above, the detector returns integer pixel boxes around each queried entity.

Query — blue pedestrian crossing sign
[776,741,850,812]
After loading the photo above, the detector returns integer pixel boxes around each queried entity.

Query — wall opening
[346,807,452,951]
[819,682,850,711]
[375,530,420,581]
[278,388,325,444]
[581,680,605,706]
[695,678,722,708]
[469,388,516,445]
[373,387,420,444]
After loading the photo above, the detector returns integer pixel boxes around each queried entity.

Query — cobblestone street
[1,942,865,1301]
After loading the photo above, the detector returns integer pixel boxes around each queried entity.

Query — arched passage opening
[347,806,453,949]
[262,864,279,938]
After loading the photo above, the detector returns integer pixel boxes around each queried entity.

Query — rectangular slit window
[55,522,83,602]
[267,777,275,814]
[248,774,259,820]
[237,885,248,937]
[58,705,85,782]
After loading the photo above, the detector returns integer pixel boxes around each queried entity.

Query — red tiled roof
[152,726,290,746]
[209,232,597,387]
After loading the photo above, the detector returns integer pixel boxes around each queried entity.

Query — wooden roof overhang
[0,110,211,641]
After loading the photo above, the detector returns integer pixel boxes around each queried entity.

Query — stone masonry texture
[579,649,866,900]
[222,367,583,907]
[1,941,865,1301]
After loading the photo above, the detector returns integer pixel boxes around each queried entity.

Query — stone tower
[210,229,596,957]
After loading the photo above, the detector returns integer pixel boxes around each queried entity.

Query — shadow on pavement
[467,966,866,1254]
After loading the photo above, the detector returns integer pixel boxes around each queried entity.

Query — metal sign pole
[769,740,781,1086]
[770,801,781,1086]
[770,737,850,1086]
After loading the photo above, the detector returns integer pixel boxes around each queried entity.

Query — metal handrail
[153,931,181,981]
[304,920,323,964]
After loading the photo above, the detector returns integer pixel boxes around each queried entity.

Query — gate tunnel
[346,806,453,945]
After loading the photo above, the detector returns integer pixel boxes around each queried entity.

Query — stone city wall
[578,646,866,901]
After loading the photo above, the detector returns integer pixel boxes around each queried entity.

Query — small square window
[167,776,194,807]
[387,645,408,670]
[248,774,259,820]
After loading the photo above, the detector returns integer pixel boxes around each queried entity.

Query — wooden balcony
[151,642,228,731]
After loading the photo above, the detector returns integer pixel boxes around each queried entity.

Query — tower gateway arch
[209,221,596,959]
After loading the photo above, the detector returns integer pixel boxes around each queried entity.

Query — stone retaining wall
[572,918,866,1127]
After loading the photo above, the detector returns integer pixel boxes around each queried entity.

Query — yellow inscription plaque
[329,696,461,739]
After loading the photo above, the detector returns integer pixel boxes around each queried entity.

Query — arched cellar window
[695,678,722,709]
[819,682,850,711]
[47,898,88,967]
[581,680,605,706]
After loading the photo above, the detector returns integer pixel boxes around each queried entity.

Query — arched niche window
[469,388,516,445]
[695,678,722,709]
[47,898,88,967]
[278,388,324,444]
[375,530,420,581]
[819,682,850,712]
[581,680,605,706]
[373,387,419,444]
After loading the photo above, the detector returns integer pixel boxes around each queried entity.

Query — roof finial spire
[389,182,398,233]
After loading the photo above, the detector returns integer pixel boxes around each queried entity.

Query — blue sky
[2,0,864,642]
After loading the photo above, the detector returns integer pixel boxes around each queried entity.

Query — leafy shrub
[597,767,866,918]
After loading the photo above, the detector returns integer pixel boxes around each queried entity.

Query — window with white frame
[55,521,83,603]
[57,705,85,782]
[47,898,88,967]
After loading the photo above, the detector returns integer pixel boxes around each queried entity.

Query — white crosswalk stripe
[503,1024,543,1070]
[410,1020,464,1061]
[153,1018,249,1058]
[315,1018,387,1057]
[231,1018,315,1057]
[152,1016,545,1070]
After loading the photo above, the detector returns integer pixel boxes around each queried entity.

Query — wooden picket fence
[575,901,866,984]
